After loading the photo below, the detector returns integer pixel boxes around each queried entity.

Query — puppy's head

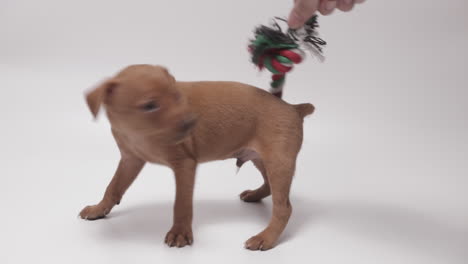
[86,64,196,143]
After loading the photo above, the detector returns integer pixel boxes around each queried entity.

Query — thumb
[288,0,320,29]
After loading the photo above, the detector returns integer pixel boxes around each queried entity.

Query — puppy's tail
[293,103,315,118]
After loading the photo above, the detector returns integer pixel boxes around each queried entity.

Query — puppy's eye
[141,101,159,112]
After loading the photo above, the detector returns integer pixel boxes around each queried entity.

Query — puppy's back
[178,81,311,115]
[178,81,313,124]
[177,81,312,160]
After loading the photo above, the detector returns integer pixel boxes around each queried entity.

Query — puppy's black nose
[180,117,196,132]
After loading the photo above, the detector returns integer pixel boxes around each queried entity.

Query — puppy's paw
[165,225,193,248]
[240,189,268,203]
[244,233,276,251]
[79,204,111,220]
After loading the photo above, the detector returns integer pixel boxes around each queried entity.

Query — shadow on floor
[90,196,467,261]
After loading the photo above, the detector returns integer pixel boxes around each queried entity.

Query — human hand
[288,0,366,29]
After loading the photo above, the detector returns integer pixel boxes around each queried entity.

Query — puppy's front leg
[80,156,145,220]
[165,159,197,247]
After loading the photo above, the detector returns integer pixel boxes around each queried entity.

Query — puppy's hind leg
[244,154,296,251]
[240,159,271,202]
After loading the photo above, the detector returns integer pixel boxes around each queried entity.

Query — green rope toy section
[249,16,326,98]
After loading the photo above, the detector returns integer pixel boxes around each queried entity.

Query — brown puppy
[80,64,314,251]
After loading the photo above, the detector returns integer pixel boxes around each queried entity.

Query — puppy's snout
[180,117,196,132]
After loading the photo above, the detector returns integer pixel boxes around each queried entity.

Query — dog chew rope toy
[248,15,326,98]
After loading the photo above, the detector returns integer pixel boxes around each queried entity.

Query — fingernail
[288,17,301,29]
[326,1,337,10]
[288,21,301,29]
[288,10,305,29]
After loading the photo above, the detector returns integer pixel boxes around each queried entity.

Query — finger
[319,0,337,15]
[355,0,365,4]
[337,0,355,12]
[288,0,321,29]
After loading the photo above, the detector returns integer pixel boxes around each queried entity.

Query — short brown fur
[80,64,314,251]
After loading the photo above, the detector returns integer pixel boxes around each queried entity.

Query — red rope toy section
[249,16,325,99]
[249,47,305,98]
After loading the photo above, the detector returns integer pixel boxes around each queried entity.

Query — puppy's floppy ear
[161,67,176,85]
[85,80,117,118]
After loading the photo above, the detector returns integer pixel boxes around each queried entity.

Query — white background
[1,0,467,263]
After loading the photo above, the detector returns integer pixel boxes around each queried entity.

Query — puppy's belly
[234,148,260,166]
[133,147,169,165]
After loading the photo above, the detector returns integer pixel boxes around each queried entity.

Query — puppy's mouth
[173,117,197,143]
[173,129,192,144]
